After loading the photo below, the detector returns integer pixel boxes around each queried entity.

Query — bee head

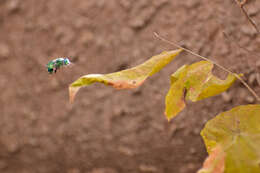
[64,58,71,65]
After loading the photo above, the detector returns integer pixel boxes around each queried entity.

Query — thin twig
[222,31,250,68]
[235,0,260,34]
[154,32,260,101]
[223,31,260,86]
[222,31,260,58]
[239,0,248,7]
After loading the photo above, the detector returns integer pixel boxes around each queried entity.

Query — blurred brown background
[0,0,259,173]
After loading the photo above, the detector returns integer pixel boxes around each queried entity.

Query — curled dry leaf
[165,61,237,121]
[69,49,182,102]
[200,105,260,173]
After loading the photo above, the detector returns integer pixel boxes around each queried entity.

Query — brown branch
[222,32,260,58]
[240,0,248,7]
[235,0,260,34]
[154,32,260,102]
[222,31,260,86]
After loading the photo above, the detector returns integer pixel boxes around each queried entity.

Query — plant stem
[154,32,260,102]
[235,0,260,34]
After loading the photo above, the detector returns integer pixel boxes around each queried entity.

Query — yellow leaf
[200,105,260,173]
[69,49,183,102]
[165,61,237,120]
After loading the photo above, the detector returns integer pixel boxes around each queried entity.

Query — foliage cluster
[69,49,260,173]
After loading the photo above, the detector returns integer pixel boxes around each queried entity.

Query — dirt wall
[0,0,259,173]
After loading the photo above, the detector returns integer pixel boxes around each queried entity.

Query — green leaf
[200,105,260,173]
[69,49,183,102]
[165,61,237,120]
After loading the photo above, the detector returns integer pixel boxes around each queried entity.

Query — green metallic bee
[47,57,71,74]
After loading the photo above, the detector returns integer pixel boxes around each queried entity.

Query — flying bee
[47,57,71,74]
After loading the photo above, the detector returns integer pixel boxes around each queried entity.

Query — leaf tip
[177,48,184,53]
[169,48,183,56]
[165,111,173,122]
[69,86,80,103]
